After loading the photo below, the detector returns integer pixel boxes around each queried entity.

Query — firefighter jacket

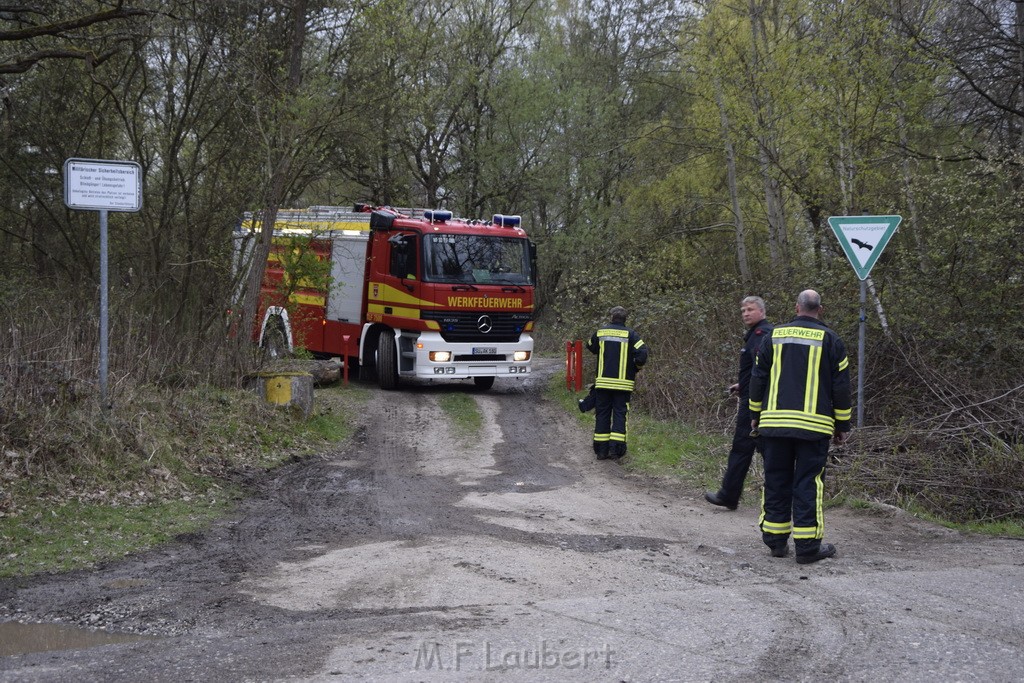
[738,319,773,400]
[748,315,851,439]
[586,323,648,392]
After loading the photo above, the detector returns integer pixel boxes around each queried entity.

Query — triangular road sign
[827,215,902,280]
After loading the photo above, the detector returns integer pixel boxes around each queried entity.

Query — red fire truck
[235,205,536,390]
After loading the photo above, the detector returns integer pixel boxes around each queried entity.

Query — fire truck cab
[237,205,537,391]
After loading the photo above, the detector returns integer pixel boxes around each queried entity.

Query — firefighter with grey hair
[706,295,773,511]
[585,306,649,459]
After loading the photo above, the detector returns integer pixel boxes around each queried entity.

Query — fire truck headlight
[513,351,531,362]
[429,351,452,362]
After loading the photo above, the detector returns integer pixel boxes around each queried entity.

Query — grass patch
[898,499,1024,538]
[0,496,232,578]
[0,379,369,578]
[437,391,483,439]
[952,518,1024,537]
[546,374,732,492]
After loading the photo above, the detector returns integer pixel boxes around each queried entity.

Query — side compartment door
[327,232,370,324]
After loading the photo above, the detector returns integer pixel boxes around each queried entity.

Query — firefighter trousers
[593,388,630,457]
[716,401,761,507]
[760,436,830,554]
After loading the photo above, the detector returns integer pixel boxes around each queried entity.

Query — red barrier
[565,339,584,392]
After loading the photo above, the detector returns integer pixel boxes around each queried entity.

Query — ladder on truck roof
[239,207,372,235]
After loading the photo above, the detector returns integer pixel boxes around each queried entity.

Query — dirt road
[2,359,1023,681]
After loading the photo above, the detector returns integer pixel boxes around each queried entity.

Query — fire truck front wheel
[377,329,399,390]
[473,376,495,391]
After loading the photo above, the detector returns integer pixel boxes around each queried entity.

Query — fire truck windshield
[423,234,533,285]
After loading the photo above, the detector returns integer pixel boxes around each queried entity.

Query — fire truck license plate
[473,347,496,355]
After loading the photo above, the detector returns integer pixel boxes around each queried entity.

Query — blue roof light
[424,209,452,223]
[492,214,521,228]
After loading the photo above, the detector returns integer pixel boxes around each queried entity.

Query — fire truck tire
[377,329,399,390]
[473,376,495,391]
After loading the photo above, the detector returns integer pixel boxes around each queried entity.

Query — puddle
[0,621,154,657]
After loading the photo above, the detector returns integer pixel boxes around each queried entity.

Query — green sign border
[827,215,902,280]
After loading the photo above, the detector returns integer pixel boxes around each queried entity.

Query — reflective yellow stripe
[758,487,766,528]
[838,356,849,371]
[834,407,851,421]
[597,340,606,378]
[805,344,820,415]
[595,378,635,391]
[761,409,834,426]
[759,415,835,436]
[815,466,825,538]
[768,340,783,410]
[793,467,825,539]
[749,399,762,412]
[761,520,792,535]
[760,409,834,425]
[597,329,629,339]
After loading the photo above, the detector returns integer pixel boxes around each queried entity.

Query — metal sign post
[63,158,143,411]
[100,209,109,409]
[858,279,866,428]
[827,215,902,428]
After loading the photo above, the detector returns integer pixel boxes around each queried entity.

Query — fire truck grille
[422,311,531,343]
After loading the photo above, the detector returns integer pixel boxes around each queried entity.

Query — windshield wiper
[452,284,479,291]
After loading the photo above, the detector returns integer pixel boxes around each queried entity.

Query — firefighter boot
[795,542,837,565]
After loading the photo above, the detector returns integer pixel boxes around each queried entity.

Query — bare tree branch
[0,4,148,42]
[0,46,119,74]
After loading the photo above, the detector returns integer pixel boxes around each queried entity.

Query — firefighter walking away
[586,306,649,460]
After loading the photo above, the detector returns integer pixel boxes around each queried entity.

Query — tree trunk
[238,0,309,350]
[898,108,928,272]
[714,77,751,285]
[747,0,786,269]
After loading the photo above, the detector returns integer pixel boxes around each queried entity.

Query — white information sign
[63,158,142,212]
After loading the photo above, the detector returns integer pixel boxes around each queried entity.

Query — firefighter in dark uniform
[705,296,773,510]
[586,306,648,460]
[749,290,851,564]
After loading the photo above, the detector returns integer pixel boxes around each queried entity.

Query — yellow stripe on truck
[289,292,326,307]
[367,302,420,319]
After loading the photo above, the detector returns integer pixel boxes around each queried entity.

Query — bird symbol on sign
[851,238,873,251]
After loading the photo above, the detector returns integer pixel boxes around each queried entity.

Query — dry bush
[830,335,1024,523]
[0,282,256,499]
